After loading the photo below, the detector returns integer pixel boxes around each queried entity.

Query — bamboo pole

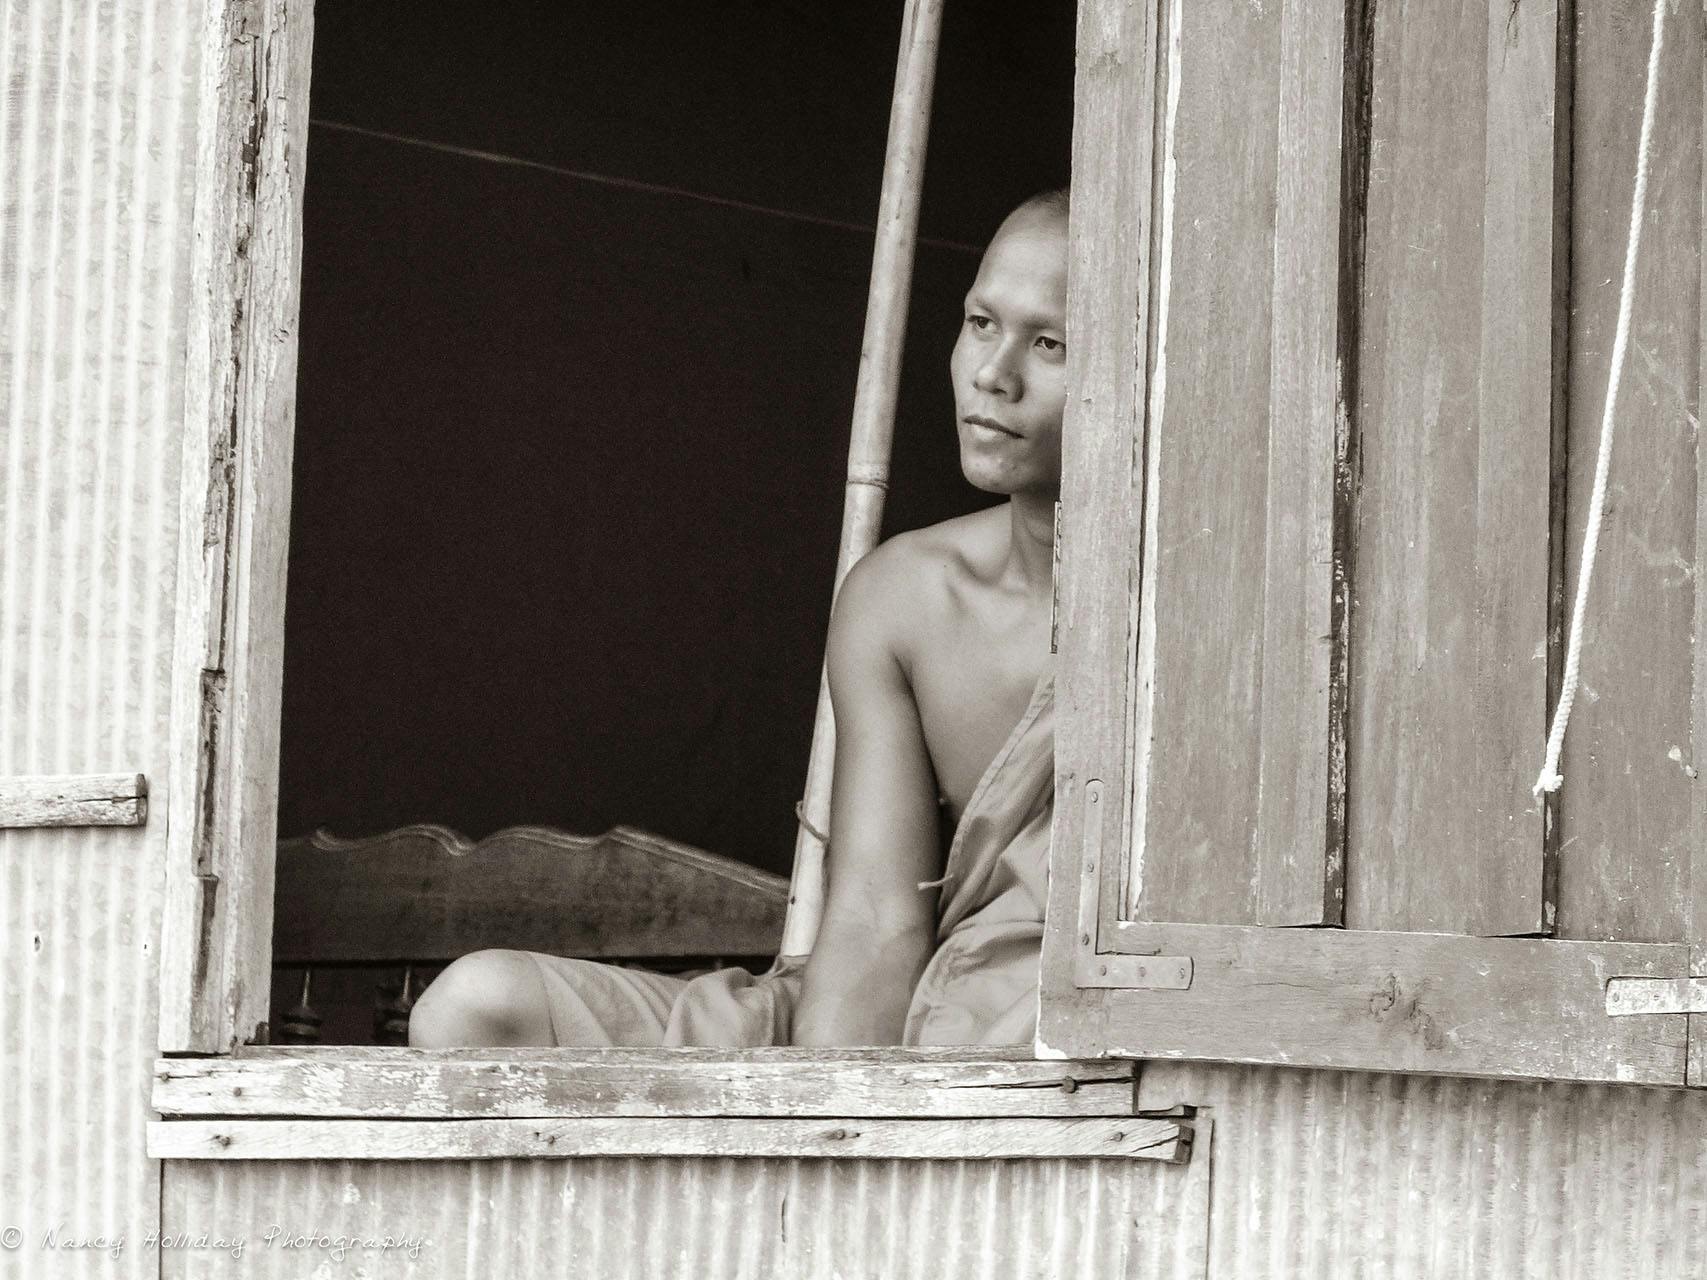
[780,0,945,958]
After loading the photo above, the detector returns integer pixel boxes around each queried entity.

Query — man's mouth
[964,415,1020,438]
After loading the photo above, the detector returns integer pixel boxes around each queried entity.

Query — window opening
[267,0,1075,1050]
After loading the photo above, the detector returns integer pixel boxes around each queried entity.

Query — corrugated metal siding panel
[1138,1061,1707,1278]
[158,1060,1707,1280]
[162,1153,1209,1280]
[0,0,204,1276]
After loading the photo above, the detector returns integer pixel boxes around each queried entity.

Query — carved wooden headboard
[270,824,791,1043]
[273,823,790,965]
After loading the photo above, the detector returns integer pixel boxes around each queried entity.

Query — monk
[409,188,1068,1048]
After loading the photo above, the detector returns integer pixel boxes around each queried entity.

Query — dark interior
[280,1,1076,876]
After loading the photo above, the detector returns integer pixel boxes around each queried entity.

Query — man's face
[949,211,1069,499]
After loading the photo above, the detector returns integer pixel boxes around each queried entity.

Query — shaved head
[1008,187,1069,227]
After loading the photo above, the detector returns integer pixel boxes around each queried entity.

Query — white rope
[1533,0,1670,799]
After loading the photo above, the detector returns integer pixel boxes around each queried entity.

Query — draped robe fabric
[520,672,1056,1047]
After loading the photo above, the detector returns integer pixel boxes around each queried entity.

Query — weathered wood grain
[158,0,315,1054]
[0,773,146,828]
[1691,19,1707,1089]
[147,1115,1189,1162]
[1131,0,1280,926]
[1346,0,1559,936]
[1115,0,1350,928]
[1035,0,1158,1059]
[272,823,787,963]
[1555,0,1704,944]
[154,1048,1139,1118]
[1101,922,1686,1085]
[1255,0,1351,926]
[1475,0,1568,931]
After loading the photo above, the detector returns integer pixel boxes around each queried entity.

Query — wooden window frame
[1039,0,1707,1088]
[146,0,1198,1165]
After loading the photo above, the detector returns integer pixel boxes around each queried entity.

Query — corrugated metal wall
[0,0,205,1276]
[162,1151,1211,1280]
[1140,1061,1707,1278]
[160,1065,1707,1280]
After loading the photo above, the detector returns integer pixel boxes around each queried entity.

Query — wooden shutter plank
[1346,0,1558,936]
[1255,0,1352,926]
[1473,0,1566,932]
[1555,0,1704,945]
[1101,922,1685,1086]
[1133,0,1347,927]
[1130,0,1278,926]
[1036,0,1159,1060]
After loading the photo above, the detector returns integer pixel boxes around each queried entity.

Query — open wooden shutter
[1040,0,1707,1085]
[158,0,314,1053]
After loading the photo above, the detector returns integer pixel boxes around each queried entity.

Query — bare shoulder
[828,505,1008,674]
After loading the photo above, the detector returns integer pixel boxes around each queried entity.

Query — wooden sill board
[155,1047,1140,1119]
[147,1116,1190,1163]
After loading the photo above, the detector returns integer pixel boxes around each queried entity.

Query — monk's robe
[521,672,1055,1047]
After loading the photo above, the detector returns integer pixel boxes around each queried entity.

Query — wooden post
[781,0,945,958]
[157,0,315,1053]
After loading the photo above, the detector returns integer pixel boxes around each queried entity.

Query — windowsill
[147,1046,1191,1162]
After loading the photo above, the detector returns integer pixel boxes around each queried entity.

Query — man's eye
[1036,336,1065,354]
[966,314,995,332]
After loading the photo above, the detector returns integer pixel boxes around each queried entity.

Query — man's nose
[973,344,1022,399]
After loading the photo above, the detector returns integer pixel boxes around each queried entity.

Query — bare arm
[791,544,942,1046]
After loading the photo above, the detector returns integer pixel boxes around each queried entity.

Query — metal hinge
[1604,977,1707,1016]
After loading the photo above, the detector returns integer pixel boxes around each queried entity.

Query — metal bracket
[1604,976,1707,1016]
[1074,780,1194,990]
[1073,952,1194,989]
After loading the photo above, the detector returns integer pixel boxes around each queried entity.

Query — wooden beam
[147,1116,1190,1162]
[0,774,146,828]
[154,1047,1140,1119]
[1691,0,1707,1089]
[158,0,315,1054]
[1098,922,1687,1085]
